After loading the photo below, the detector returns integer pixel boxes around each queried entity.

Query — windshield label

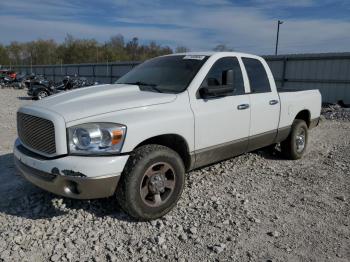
[183,55,206,60]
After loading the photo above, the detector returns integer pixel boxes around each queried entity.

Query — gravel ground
[322,103,350,121]
[0,89,349,262]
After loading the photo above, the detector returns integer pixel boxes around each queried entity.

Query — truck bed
[278,89,322,128]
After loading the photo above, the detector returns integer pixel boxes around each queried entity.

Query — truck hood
[31,84,177,122]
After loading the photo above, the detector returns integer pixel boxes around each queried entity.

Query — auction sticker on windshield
[183,55,206,60]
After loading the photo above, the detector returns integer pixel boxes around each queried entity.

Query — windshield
[116,55,208,93]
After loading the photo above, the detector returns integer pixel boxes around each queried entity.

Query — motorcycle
[27,77,56,100]
[0,70,18,88]
[24,74,45,89]
[12,73,27,89]
[27,74,97,100]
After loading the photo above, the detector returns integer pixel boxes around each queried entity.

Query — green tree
[0,34,178,65]
[7,42,24,65]
[126,37,139,61]
[0,44,10,66]
[175,46,190,53]
[213,44,233,52]
[24,39,58,65]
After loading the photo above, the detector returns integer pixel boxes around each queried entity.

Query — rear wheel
[281,119,308,160]
[37,90,48,100]
[117,144,185,220]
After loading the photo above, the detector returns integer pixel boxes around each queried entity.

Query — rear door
[241,57,280,151]
[190,56,251,167]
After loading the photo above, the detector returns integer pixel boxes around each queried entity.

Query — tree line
[0,34,234,66]
[0,34,193,66]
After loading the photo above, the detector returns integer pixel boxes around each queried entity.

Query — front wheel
[117,144,185,220]
[281,119,308,160]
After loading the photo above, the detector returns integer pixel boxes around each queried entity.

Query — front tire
[117,144,185,220]
[281,119,308,160]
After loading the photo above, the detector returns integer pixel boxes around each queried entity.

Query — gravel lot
[0,89,349,262]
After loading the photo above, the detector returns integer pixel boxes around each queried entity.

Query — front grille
[17,112,56,155]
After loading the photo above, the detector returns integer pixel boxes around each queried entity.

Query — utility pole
[275,20,284,55]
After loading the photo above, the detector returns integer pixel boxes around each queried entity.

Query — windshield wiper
[122,81,163,93]
[123,81,156,86]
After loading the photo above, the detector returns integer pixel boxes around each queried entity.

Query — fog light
[63,181,79,195]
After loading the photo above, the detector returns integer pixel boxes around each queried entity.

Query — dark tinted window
[202,57,245,95]
[243,58,271,93]
[116,55,208,94]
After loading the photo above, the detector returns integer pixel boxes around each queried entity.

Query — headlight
[68,123,126,155]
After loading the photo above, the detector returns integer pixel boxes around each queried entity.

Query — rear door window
[242,58,271,93]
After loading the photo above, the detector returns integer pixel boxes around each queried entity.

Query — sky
[0,0,350,55]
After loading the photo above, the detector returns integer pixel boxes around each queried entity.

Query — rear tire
[117,144,185,221]
[36,90,48,100]
[281,119,308,160]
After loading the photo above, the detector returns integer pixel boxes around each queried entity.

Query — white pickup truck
[14,52,321,220]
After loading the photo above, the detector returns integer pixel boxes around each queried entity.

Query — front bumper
[13,140,129,199]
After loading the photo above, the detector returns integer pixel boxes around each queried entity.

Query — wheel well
[135,134,192,171]
[295,110,311,127]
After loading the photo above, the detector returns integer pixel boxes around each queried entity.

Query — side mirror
[225,69,234,86]
[199,86,234,99]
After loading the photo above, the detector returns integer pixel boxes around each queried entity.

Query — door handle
[237,104,250,110]
[269,100,279,105]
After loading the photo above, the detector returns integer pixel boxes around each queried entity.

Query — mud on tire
[281,119,308,160]
[117,144,185,220]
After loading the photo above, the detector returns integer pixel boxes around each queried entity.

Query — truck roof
[166,51,261,59]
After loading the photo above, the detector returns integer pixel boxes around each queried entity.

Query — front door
[190,56,251,167]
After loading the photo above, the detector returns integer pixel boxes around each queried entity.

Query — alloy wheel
[295,128,306,153]
[139,162,176,207]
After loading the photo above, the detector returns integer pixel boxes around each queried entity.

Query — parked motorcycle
[0,70,16,80]
[27,77,56,100]
[27,75,95,100]
[61,75,94,90]
[9,73,27,89]
[0,75,13,89]
[24,74,46,89]
[1,70,19,87]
